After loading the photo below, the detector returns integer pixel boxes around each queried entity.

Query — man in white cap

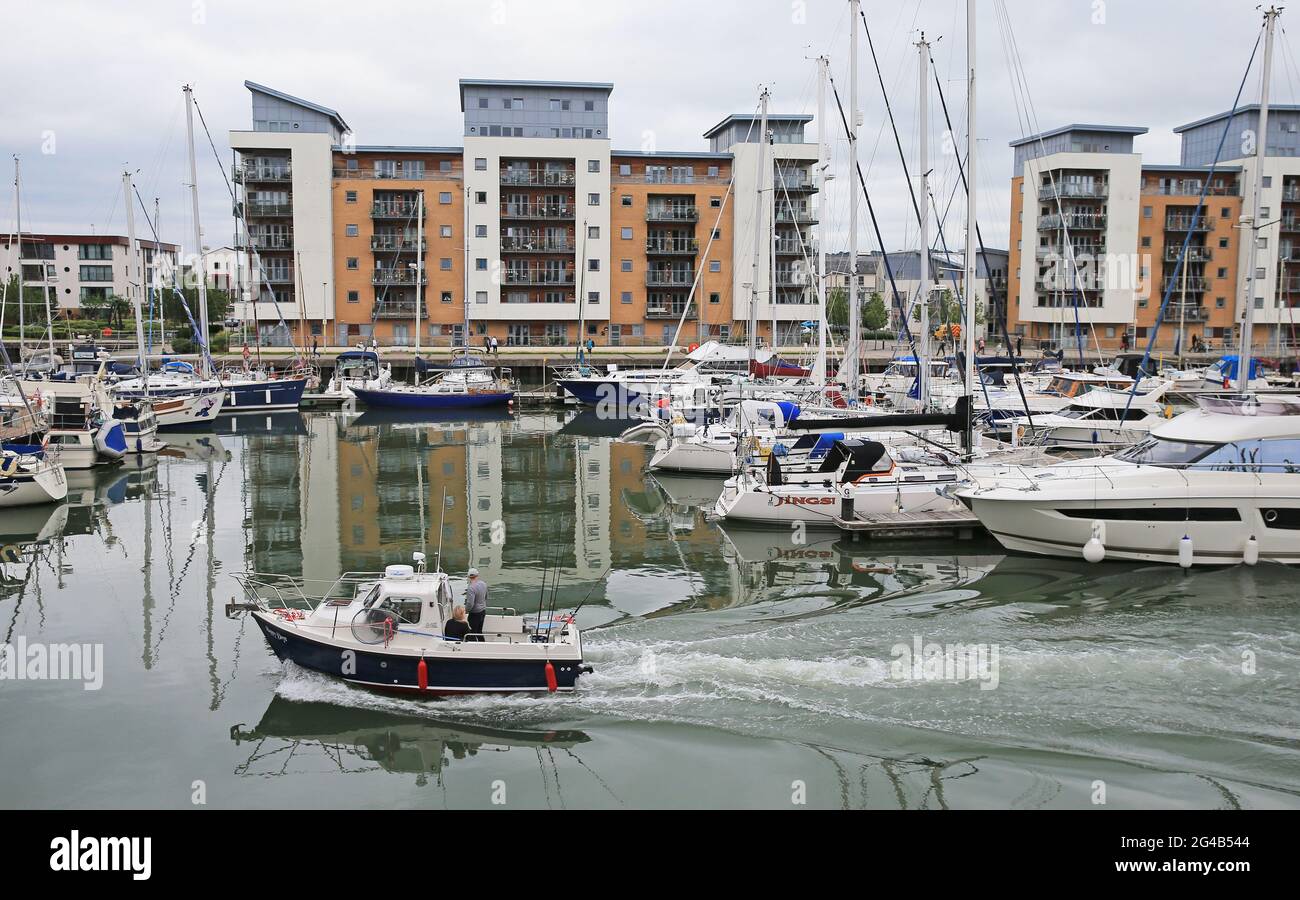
[464,568,488,640]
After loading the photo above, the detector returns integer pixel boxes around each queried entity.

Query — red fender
[417,658,428,692]
[544,660,558,693]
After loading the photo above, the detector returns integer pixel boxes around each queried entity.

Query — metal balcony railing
[645,238,699,255]
[775,174,816,192]
[1283,187,1300,202]
[775,207,817,224]
[241,232,294,250]
[1164,245,1214,263]
[241,163,292,182]
[1164,215,1214,232]
[1039,182,1108,201]
[646,269,695,287]
[645,206,699,223]
[372,300,425,319]
[1160,303,1208,322]
[502,268,575,286]
[246,201,293,217]
[371,201,424,219]
[775,271,813,288]
[260,269,295,284]
[645,304,696,319]
[1161,276,1210,293]
[500,202,575,219]
[371,269,427,285]
[1035,244,1106,258]
[774,239,817,256]
[499,169,576,187]
[1038,213,1106,230]
[500,237,575,253]
[370,235,426,252]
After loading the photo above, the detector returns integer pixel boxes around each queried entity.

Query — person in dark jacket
[444,605,471,641]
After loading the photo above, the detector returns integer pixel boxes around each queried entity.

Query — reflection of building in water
[242,422,308,576]
[572,436,611,575]
[300,415,342,585]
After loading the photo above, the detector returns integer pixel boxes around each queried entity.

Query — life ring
[687,342,700,353]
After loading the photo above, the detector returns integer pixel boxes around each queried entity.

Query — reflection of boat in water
[0,501,68,545]
[350,407,516,430]
[558,409,641,439]
[230,696,590,778]
[158,431,229,463]
[647,472,726,509]
[216,411,308,436]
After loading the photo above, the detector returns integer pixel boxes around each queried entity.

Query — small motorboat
[0,449,67,508]
[228,553,590,695]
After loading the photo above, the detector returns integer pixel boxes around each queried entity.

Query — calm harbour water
[1,409,1297,809]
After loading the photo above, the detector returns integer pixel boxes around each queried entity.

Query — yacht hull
[351,387,514,409]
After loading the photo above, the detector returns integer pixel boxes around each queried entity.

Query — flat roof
[458,78,614,112]
[245,80,350,134]
[332,145,464,154]
[703,113,813,139]
[4,233,179,251]
[612,150,733,160]
[1173,104,1300,133]
[1141,163,1243,173]
[1008,124,1147,148]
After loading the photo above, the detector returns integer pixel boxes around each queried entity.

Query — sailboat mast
[1238,6,1281,396]
[184,85,211,378]
[123,170,148,394]
[962,0,977,450]
[847,0,861,402]
[14,156,24,370]
[814,55,830,388]
[917,34,932,409]
[749,89,770,374]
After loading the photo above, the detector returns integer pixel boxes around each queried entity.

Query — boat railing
[231,571,384,611]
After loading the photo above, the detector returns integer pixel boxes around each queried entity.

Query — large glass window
[1117,438,1216,466]
[1194,439,1300,473]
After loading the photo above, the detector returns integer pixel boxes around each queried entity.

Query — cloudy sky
[1,0,1287,258]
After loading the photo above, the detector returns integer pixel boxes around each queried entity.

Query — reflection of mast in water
[142,459,155,669]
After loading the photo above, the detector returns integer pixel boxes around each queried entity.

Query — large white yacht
[957,395,1300,566]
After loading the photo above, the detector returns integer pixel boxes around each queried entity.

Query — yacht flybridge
[228,554,590,695]
[957,396,1300,566]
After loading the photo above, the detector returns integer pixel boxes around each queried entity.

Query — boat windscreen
[1116,437,1215,466]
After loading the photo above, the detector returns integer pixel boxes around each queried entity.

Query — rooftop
[703,113,813,139]
[1173,104,1300,133]
[245,80,350,134]
[1008,123,1148,148]
[457,78,614,112]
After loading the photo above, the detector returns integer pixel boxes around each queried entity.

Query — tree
[863,292,888,331]
[825,286,848,328]
[0,275,54,332]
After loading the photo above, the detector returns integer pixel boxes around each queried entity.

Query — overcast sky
[1,0,1286,260]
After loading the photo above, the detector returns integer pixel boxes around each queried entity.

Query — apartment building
[227,78,820,348]
[1007,111,1300,354]
[1,233,179,312]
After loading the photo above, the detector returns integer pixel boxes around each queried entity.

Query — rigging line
[1120,24,1264,423]
[859,5,924,232]
[827,75,921,370]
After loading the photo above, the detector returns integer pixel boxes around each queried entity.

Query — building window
[621,291,632,304]
[476,258,488,270]
[1142,206,1152,218]
[619,164,631,176]
[1140,236,1151,247]
[345,224,359,237]
[708,166,720,177]
[712,228,722,239]
[440,258,452,270]
[475,191,487,204]
[585,100,595,111]
[588,192,600,206]
[588,226,600,239]
[440,160,452,172]
[345,190,357,203]
[710,196,721,208]
[588,160,600,173]
[588,291,599,304]
[1218,267,1228,278]
[476,291,488,304]
[620,227,632,239]
[709,292,720,304]
[709,260,721,273]
[441,225,453,238]
[476,225,487,238]
[347,290,359,303]
[1220,237,1230,248]
[478,98,488,109]
[1222,207,1231,218]
[475,158,487,171]
[621,259,632,272]
[346,257,358,270]
[441,291,453,303]
[1216,296,1226,308]
[1263,175,1273,187]
[588,259,600,271]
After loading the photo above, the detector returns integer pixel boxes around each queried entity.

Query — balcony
[371,268,427,286]
[1160,303,1208,322]
[372,300,424,319]
[1143,181,1236,196]
[775,207,817,225]
[246,201,293,217]
[775,173,816,193]
[645,238,699,255]
[1038,212,1106,230]
[241,163,292,182]
[1279,277,1300,293]
[1164,215,1213,232]
[1035,243,1106,258]
[1283,186,1300,202]
[1163,245,1214,263]
[1039,182,1108,201]
[1161,276,1210,293]
[646,206,699,223]
[500,236,575,253]
[646,269,695,287]
[775,270,813,288]
[500,201,575,220]
[371,201,424,219]
[646,303,696,320]
[502,268,575,286]
[1035,274,1105,292]
[370,235,426,252]
[775,239,819,256]
[240,231,293,251]
[500,169,576,187]
[1281,217,1300,232]
[501,290,575,304]
[260,268,295,284]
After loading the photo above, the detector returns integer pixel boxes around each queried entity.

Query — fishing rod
[551,565,612,644]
